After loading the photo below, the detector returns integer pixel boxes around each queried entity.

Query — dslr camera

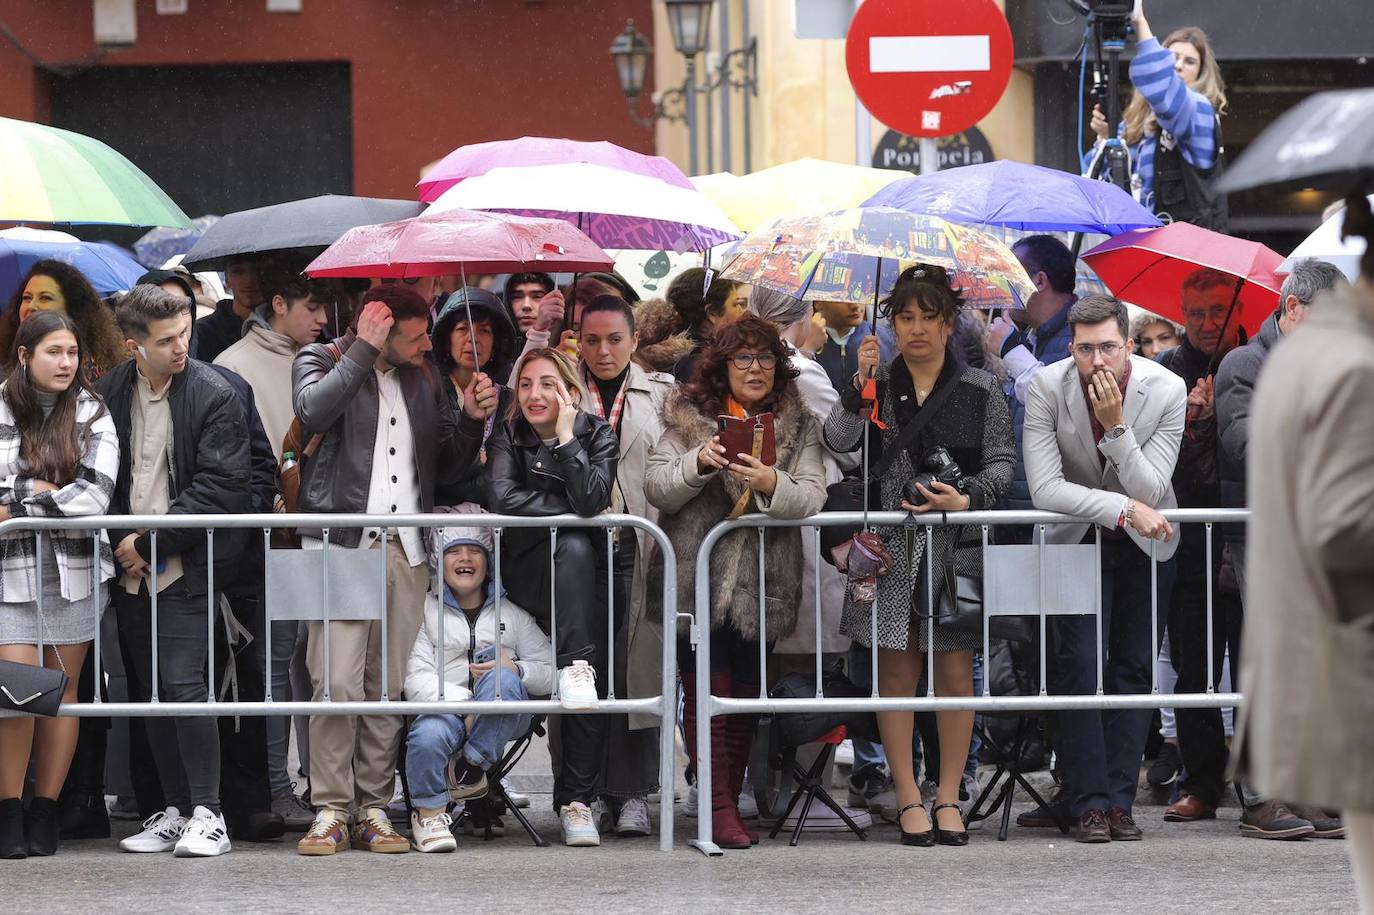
[903,445,967,507]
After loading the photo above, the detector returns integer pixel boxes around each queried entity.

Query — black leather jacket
[97,358,253,596]
[291,332,483,546]
[486,411,618,531]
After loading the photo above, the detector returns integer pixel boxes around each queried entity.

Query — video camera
[1066,0,1136,192]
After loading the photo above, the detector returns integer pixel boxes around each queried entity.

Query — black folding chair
[768,725,868,847]
[965,715,1069,841]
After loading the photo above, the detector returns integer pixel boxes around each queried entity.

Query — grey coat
[1234,282,1374,814]
[643,386,828,643]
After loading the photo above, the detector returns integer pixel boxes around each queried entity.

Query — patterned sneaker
[446,756,489,802]
[410,811,457,853]
[616,796,652,837]
[119,807,187,853]
[174,806,231,858]
[350,806,409,853]
[560,802,601,847]
[296,810,349,856]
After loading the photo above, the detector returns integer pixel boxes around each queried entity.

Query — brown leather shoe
[1239,801,1315,840]
[1163,792,1217,822]
[1075,808,1111,843]
[1016,787,1070,828]
[1107,806,1142,841]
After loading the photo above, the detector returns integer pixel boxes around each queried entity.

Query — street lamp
[609,20,653,122]
[663,0,714,57]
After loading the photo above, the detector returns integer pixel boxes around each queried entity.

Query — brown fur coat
[643,385,827,642]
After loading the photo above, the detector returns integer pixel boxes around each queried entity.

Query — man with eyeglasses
[1152,267,1251,826]
[1023,293,1185,843]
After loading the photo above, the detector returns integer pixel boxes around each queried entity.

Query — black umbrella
[1215,87,1374,195]
[182,194,425,270]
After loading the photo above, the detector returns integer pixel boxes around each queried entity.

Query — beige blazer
[1023,353,1186,560]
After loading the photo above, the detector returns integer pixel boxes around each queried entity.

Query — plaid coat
[0,386,118,602]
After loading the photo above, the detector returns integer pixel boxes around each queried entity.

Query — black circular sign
[872,128,996,174]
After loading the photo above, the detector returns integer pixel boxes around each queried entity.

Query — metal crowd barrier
[687,508,1248,856]
[0,512,680,852]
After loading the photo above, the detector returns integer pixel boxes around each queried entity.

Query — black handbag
[0,658,68,717]
[766,663,879,753]
[912,527,1032,645]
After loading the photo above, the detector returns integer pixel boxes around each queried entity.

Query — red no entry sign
[845,0,1014,138]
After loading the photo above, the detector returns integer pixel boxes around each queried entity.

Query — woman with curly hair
[1,261,127,380]
[645,314,827,849]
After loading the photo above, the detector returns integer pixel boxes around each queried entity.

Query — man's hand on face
[1088,368,1125,430]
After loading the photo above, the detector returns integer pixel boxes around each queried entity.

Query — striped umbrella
[0,116,191,228]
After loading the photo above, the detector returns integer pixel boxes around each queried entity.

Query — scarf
[581,362,629,432]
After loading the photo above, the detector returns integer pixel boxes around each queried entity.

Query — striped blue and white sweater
[1083,37,1219,212]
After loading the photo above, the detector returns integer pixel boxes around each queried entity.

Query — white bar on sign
[869,35,991,73]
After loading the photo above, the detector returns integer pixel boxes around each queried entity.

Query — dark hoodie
[432,288,517,508]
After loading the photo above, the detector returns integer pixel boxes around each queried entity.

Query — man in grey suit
[1023,294,1186,843]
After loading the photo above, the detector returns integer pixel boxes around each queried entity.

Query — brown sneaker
[1076,808,1111,844]
[296,810,348,856]
[1239,801,1315,840]
[350,807,409,853]
[1107,806,1143,841]
[1163,792,1217,823]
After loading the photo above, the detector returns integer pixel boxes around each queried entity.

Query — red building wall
[0,0,656,199]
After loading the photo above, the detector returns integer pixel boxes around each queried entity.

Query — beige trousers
[306,538,429,814]
[1350,811,1374,914]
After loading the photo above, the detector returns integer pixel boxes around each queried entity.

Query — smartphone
[472,644,497,665]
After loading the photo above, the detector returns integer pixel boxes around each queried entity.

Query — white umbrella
[1277,195,1371,280]
[427,162,741,253]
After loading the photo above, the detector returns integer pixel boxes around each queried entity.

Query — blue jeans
[405,668,531,811]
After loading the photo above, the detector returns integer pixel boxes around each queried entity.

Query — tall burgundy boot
[727,684,762,844]
[707,672,752,849]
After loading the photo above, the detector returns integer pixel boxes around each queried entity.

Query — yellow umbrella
[690,158,908,233]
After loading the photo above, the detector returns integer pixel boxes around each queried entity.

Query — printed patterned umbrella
[719,206,1034,310]
[0,116,191,228]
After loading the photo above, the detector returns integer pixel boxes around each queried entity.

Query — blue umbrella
[862,160,1162,236]
[134,215,219,268]
[0,233,147,304]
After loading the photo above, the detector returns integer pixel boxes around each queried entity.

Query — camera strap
[870,375,959,483]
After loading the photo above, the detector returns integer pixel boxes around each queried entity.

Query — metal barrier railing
[0,512,680,851]
[686,508,1247,856]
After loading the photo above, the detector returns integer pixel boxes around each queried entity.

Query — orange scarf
[724,396,748,419]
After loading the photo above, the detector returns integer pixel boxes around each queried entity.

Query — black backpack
[1153,114,1229,232]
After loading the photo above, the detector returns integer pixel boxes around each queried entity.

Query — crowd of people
[0,225,1362,862]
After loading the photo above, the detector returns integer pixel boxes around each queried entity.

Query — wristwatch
[1103,423,1128,440]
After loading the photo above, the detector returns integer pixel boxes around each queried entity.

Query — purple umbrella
[862,160,1162,236]
[417,136,694,203]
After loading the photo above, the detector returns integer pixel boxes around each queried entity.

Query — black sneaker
[1147,742,1182,789]
[846,764,890,809]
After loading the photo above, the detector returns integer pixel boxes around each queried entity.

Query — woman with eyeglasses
[823,265,1015,848]
[645,315,827,849]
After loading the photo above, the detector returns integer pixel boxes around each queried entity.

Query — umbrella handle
[1204,275,1245,378]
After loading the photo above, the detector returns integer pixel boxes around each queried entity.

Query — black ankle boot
[0,798,26,859]
[58,794,110,840]
[25,797,60,856]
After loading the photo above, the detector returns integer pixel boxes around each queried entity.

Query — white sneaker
[616,796,652,837]
[119,807,187,853]
[683,783,698,818]
[835,739,855,768]
[560,802,601,847]
[410,811,457,853]
[558,661,599,710]
[737,787,759,820]
[173,806,231,857]
[502,777,531,809]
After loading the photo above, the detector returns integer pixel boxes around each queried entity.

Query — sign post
[845,0,1013,168]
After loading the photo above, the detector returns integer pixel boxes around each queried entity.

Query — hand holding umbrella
[462,371,498,421]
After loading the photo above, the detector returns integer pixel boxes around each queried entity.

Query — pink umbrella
[304,208,614,278]
[417,136,694,203]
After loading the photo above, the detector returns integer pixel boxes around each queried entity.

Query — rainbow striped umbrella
[0,116,191,228]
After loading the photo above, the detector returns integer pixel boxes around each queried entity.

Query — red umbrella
[304,208,614,278]
[1082,222,1284,335]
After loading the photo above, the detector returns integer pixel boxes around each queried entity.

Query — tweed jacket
[0,386,118,602]
[643,385,827,642]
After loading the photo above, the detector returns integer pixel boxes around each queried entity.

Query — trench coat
[1234,280,1374,813]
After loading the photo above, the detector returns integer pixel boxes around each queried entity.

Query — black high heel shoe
[897,802,934,847]
[933,802,969,847]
